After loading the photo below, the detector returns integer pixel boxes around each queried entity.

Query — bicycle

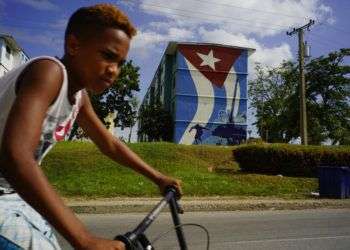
[114,186,210,250]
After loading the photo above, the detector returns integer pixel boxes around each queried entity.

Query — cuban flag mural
[174,44,249,145]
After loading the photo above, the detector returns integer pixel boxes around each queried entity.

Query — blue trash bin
[318,166,350,199]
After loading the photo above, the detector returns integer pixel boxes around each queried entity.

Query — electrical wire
[311,21,350,46]
[309,33,348,48]
[316,20,350,37]
[151,223,210,250]
[189,0,309,20]
[126,0,349,49]
[122,3,291,34]
[125,0,295,31]
[0,22,58,31]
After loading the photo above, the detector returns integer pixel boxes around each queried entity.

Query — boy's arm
[76,91,182,195]
[0,60,124,250]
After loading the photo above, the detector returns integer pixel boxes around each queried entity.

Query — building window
[5,45,11,59]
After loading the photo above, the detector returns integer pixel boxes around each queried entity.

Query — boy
[0,4,181,250]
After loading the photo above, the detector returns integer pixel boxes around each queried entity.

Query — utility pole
[287,19,315,145]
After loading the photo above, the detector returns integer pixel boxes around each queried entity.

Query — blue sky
[0,0,349,139]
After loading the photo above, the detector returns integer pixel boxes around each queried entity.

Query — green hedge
[233,144,350,176]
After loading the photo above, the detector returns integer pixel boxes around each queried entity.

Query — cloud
[118,0,138,11]
[139,0,334,37]
[131,25,292,76]
[318,4,335,25]
[49,17,68,30]
[0,23,63,53]
[13,0,59,11]
[131,27,194,58]
[198,28,293,76]
[131,0,330,64]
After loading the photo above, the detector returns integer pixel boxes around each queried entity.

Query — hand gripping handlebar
[115,187,187,250]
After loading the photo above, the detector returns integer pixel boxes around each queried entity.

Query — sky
[0,0,349,140]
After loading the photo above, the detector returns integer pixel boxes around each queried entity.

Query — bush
[233,144,350,177]
[246,137,265,144]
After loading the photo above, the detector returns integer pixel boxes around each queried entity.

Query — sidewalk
[64,196,350,214]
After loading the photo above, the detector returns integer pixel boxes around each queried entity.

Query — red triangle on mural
[178,44,241,88]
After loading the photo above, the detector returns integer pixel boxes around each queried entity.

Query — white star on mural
[197,50,221,70]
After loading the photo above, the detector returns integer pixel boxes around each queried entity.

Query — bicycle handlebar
[114,186,187,250]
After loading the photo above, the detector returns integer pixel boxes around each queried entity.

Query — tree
[91,60,140,130]
[249,49,350,145]
[249,62,298,143]
[69,60,140,140]
[305,48,350,145]
[138,101,173,142]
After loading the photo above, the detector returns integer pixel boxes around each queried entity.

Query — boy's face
[67,27,131,93]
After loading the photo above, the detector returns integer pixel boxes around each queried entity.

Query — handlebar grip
[115,233,154,250]
[165,185,180,198]
[115,233,133,250]
[165,186,184,214]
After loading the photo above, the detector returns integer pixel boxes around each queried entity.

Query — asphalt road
[57,209,350,250]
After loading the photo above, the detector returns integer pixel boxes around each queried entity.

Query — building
[139,41,255,145]
[0,34,29,77]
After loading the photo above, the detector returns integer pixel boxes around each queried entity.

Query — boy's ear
[66,34,80,56]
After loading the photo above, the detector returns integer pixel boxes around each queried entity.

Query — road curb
[66,198,350,214]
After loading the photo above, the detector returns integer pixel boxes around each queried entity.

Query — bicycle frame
[115,187,188,250]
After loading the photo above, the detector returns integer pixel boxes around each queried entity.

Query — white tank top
[0,56,83,191]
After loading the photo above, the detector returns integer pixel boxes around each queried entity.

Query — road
[57,209,350,249]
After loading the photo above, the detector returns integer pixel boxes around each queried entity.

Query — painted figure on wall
[189,124,209,144]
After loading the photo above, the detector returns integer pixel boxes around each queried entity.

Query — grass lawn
[42,141,318,199]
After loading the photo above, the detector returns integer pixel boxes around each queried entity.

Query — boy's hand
[79,236,125,250]
[156,175,182,198]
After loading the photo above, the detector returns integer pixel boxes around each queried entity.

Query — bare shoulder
[17,58,64,103]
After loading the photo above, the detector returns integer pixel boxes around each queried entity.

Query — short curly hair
[65,3,137,41]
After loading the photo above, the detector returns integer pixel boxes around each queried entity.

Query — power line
[125,0,296,31]
[1,6,287,38]
[135,1,349,42]
[0,22,60,31]
[189,0,309,20]
[304,38,339,51]
[319,21,350,36]
[309,32,349,48]
[138,6,289,33]
[1,17,64,29]
[129,0,296,29]
[330,25,350,36]
[133,1,350,51]
[315,20,350,37]
[309,35,337,48]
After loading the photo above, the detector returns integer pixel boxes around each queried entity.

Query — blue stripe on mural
[174,52,198,143]
[238,74,247,119]
[238,74,247,99]
[234,49,248,73]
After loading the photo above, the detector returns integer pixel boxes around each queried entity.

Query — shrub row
[233,144,350,177]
